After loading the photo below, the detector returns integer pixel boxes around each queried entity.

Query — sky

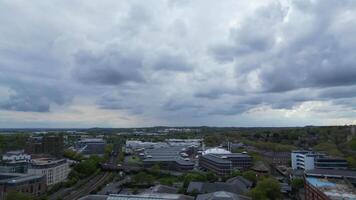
[0,0,356,128]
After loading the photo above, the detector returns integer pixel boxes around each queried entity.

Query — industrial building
[0,173,47,199]
[199,148,252,176]
[291,150,348,171]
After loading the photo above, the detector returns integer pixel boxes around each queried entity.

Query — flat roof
[107,193,193,200]
[0,173,44,184]
[306,177,356,200]
[202,153,251,164]
[305,169,356,178]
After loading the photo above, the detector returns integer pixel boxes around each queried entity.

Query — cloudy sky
[0,0,356,128]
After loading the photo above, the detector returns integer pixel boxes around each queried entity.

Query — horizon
[1,0,356,128]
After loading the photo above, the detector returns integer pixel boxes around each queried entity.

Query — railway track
[63,172,112,200]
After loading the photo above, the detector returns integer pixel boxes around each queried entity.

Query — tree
[250,178,282,200]
[6,191,33,200]
[206,172,218,182]
[149,164,160,175]
[242,171,257,183]
[133,172,154,185]
[290,178,304,196]
[291,179,304,190]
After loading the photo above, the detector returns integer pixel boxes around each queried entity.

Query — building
[79,194,194,200]
[125,140,168,154]
[1,150,31,162]
[25,135,64,157]
[0,150,30,174]
[305,169,356,185]
[0,161,28,174]
[75,138,106,155]
[27,158,69,186]
[0,173,46,199]
[199,148,252,176]
[165,139,203,148]
[291,151,348,171]
[305,177,356,200]
[196,191,251,200]
[262,151,290,165]
[187,179,252,194]
[143,147,194,171]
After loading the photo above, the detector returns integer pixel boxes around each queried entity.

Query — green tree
[206,172,218,182]
[347,156,356,169]
[250,178,282,200]
[149,164,160,175]
[290,178,304,196]
[242,171,257,183]
[6,191,33,200]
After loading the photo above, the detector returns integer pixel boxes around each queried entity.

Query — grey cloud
[163,100,203,111]
[152,53,192,72]
[97,95,144,115]
[73,49,145,85]
[0,80,71,112]
[210,2,285,63]
[206,0,356,113]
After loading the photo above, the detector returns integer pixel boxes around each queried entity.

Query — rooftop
[107,194,194,200]
[196,191,251,200]
[0,173,44,185]
[3,150,26,156]
[29,158,67,167]
[187,181,249,195]
[305,169,356,178]
[202,148,231,155]
[306,177,356,200]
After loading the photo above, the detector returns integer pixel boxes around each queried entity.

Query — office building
[143,147,194,171]
[0,150,30,174]
[75,138,106,155]
[27,158,69,186]
[25,135,64,157]
[1,150,31,162]
[0,173,46,199]
[199,148,252,176]
[305,177,356,200]
[0,161,28,174]
[291,151,348,170]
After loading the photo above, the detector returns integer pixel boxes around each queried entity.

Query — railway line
[63,172,112,200]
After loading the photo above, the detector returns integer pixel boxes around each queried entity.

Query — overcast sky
[0,0,356,128]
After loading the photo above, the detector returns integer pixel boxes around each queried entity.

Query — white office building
[27,158,69,186]
[291,150,348,171]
